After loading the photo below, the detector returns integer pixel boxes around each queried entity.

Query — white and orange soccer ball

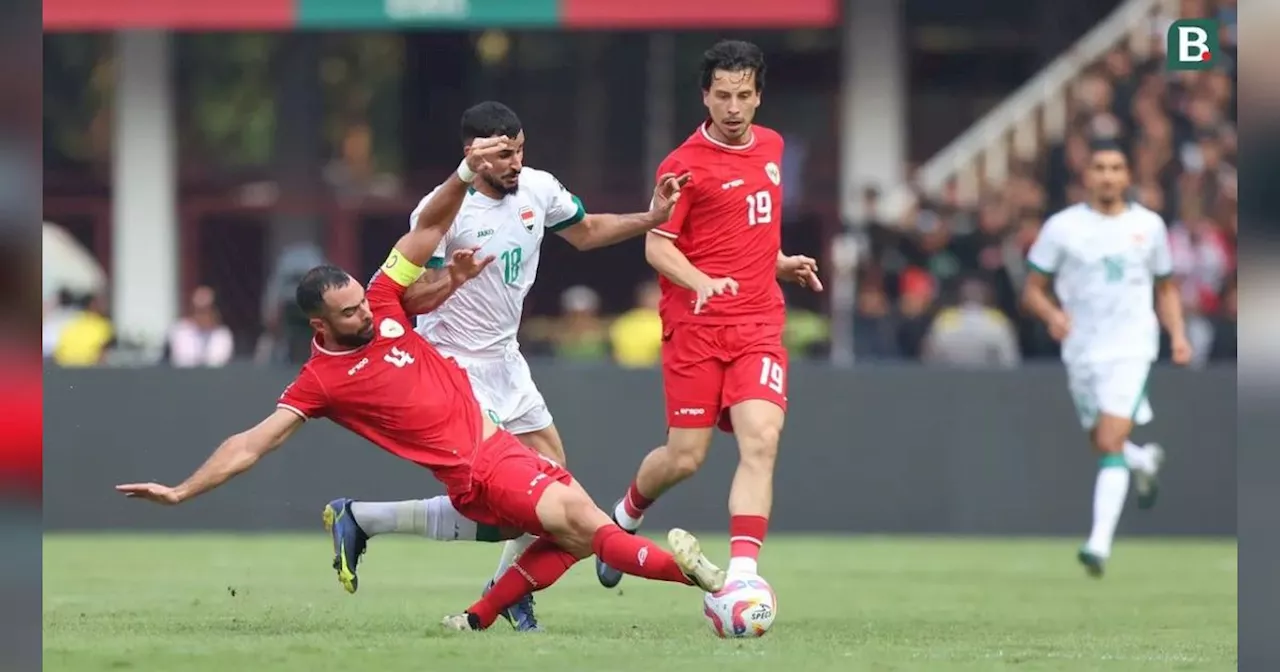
[702,574,777,638]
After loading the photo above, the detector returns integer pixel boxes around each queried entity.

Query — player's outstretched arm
[556,173,691,250]
[401,247,495,315]
[115,409,303,505]
[395,136,513,267]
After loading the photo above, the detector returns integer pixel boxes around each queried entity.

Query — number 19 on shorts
[758,356,785,393]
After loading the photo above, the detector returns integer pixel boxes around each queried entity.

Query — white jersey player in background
[325,101,689,631]
[1022,139,1192,578]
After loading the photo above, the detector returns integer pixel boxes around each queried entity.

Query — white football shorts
[449,349,554,436]
[1065,358,1154,430]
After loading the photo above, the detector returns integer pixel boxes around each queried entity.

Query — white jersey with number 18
[411,167,585,358]
[1027,202,1173,366]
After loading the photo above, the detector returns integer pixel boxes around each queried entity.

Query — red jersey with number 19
[651,122,786,326]
[276,270,485,494]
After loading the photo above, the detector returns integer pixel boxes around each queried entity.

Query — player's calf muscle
[726,402,783,517]
[728,461,774,517]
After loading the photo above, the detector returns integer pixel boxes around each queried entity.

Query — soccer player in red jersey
[597,40,823,588]
[116,136,726,631]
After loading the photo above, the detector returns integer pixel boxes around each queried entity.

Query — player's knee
[1091,417,1129,454]
[560,492,610,546]
[665,429,712,479]
[1093,432,1125,455]
[668,445,708,480]
[737,425,781,467]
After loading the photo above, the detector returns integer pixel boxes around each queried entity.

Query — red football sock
[729,515,769,562]
[621,480,655,519]
[466,537,577,629]
[592,525,692,585]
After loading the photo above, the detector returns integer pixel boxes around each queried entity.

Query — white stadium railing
[882,0,1179,219]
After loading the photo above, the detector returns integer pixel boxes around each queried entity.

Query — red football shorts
[661,322,788,433]
[449,430,573,537]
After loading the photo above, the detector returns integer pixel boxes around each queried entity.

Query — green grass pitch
[43,534,1236,671]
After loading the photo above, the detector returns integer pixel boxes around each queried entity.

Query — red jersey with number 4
[651,122,786,326]
[277,272,485,494]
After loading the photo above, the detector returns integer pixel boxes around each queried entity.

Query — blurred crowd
[849,0,1237,368]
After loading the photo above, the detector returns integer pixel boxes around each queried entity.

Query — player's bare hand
[778,255,823,292]
[1047,311,1071,342]
[116,482,182,505]
[464,136,513,174]
[649,172,693,221]
[693,277,739,315]
[447,247,496,284]
[1170,335,1193,366]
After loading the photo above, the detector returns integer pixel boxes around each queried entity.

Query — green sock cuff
[1099,453,1127,469]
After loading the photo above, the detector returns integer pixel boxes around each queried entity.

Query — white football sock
[613,500,643,532]
[350,497,477,541]
[1122,441,1154,474]
[727,558,759,576]
[1085,459,1130,558]
[493,534,538,582]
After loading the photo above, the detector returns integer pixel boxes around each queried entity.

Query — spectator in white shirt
[167,286,234,368]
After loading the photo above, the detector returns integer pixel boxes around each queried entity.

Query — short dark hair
[460,101,522,144]
[700,40,767,93]
[295,265,353,317]
[1088,138,1128,163]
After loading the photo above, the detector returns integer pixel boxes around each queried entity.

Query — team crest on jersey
[764,162,781,186]
[519,205,536,232]
[379,318,405,339]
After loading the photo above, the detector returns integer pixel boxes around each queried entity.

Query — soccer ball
[702,574,777,638]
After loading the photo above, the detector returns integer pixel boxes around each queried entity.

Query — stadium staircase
[883,0,1179,217]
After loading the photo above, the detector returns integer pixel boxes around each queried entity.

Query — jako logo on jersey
[519,206,536,232]
[379,318,405,338]
[476,228,494,237]
[765,162,781,186]
[1166,19,1219,71]
[348,357,369,376]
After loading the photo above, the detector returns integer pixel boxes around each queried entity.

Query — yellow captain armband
[380,248,425,287]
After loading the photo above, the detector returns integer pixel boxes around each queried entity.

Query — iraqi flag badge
[519,206,536,232]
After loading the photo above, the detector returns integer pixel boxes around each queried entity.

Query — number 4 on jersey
[746,191,773,226]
